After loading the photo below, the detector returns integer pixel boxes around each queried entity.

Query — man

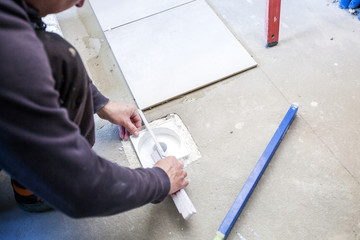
[0,0,189,217]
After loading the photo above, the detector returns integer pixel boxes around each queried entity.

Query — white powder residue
[246,225,260,238]
[237,232,247,240]
[281,23,289,28]
[235,122,245,130]
[310,101,318,107]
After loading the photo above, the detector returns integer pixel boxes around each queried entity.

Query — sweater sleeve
[0,0,170,218]
[90,81,109,113]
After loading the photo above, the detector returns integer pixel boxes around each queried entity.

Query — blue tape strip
[217,104,299,239]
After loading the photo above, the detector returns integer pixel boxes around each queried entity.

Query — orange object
[11,180,34,197]
[265,0,281,47]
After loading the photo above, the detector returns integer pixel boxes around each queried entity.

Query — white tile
[105,0,257,109]
[89,0,194,31]
[130,119,191,168]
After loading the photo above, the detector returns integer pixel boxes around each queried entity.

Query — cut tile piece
[105,0,257,109]
[89,0,194,31]
[130,116,197,220]
[130,119,190,168]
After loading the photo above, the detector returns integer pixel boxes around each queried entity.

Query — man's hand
[97,101,141,140]
[154,156,189,194]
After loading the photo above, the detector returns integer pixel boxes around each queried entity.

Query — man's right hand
[154,156,189,194]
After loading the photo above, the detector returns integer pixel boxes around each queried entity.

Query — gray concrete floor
[1,0,360,239]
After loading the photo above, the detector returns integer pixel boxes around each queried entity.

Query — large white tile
[105,0,257,109]
[89,0,194,31]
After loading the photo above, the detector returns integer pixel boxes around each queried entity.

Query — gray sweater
[0,0,170,218]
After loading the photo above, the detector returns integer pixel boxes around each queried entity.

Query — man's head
[25,0,85,17]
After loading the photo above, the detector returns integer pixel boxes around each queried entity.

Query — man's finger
[118,125,125,139]
[124,129,130,140]
[131,112,142,130]
[125,121,139,137]
[183,179,189,187]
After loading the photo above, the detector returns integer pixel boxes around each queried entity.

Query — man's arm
[90,82,109,113]
[0,0,170,218]
[89,78,139,140]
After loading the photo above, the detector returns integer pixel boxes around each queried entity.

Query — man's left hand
[97,101,141,140]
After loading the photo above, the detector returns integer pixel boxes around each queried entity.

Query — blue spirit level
[215,104,299,240]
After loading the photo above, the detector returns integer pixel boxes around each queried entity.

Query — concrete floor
[1,0,360,239]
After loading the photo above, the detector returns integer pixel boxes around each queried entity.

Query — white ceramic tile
[105,0,257,109]
[130,119,190,168]
[89,0,194,31]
